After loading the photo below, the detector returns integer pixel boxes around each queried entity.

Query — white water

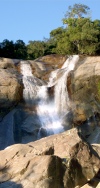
[20,55,79,138]
[49,55,79,116]
[37,94,63,138]
[21,62,37,104]
[20,61,43,105]
[20,61,64,137]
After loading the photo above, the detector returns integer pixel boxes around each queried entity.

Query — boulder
[81,184,94,188]
[0,57,19,69]
[0,128,99,188]
[30,54,67,82]
[70,57,100,122]
[96,182,100,188]
[92,144,100,157]
[0,155,64,188]
[67,56,100,139]
[0,58,23,116]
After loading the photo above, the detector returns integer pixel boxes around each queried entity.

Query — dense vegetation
[0,3,100,59]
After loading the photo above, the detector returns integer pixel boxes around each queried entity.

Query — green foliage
[60,4,100,55]
[43,38,57,55]
[0,39,15,58]
[65,18,100,54]
[0,39,27,59]
[27,40,45,59]
[50,28,76,55]
[14,40,27,59]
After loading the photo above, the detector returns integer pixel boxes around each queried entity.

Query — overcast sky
[0,0,100,44]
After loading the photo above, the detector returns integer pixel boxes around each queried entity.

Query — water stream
[51,55,79,116]
[20,55,79,139]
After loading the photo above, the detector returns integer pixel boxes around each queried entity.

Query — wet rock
[30,54,67,82]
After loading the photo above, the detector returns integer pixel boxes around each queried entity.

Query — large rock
[30,54,67,82]
[92,144,100,157]
[70,57,100,121]
[67,56,100,139]
[96,182,100,188]
[0,128,99,188]
[0,57,19,69]
[0,58,23,116]
[0,155,64,188]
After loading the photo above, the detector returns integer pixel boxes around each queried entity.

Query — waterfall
[20,55,79,139]
[49,55,79,116]
[20,61,44,105]
[20,62,37,105]
[20,61,64,138]
[37,92,63,138]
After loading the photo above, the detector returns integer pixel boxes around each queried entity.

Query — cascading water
[20,62,41,105]
[21,61,64,138]
[20,55,79,139]
[37,90,64,137]
[49,55,79,116]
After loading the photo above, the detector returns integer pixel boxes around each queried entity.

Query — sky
[0,0,100,44]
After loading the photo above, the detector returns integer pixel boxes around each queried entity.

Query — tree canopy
[63,3,90,21]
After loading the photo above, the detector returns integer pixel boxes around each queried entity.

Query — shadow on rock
[0,181,23,188]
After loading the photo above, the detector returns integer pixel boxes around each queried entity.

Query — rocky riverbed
[0,55,100,187]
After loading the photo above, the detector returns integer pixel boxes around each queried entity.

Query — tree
[43,38,57,55]
[62,3,90,24]
[65,18,100,54]
[14,40,27,59]
[0,39,15,58]
[50,27,76,55]
[49,27,65,54]
[27,40,45,59]
[61,4,100,55]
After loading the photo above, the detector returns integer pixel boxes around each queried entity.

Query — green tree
[27,40,46,59]
[62,4,100,55]
[14,40,27,59]
[50,27,76,54]
[50,27,64,54]
[43,38,56,55]
[65,18,100,54]
[0,39,15,58]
